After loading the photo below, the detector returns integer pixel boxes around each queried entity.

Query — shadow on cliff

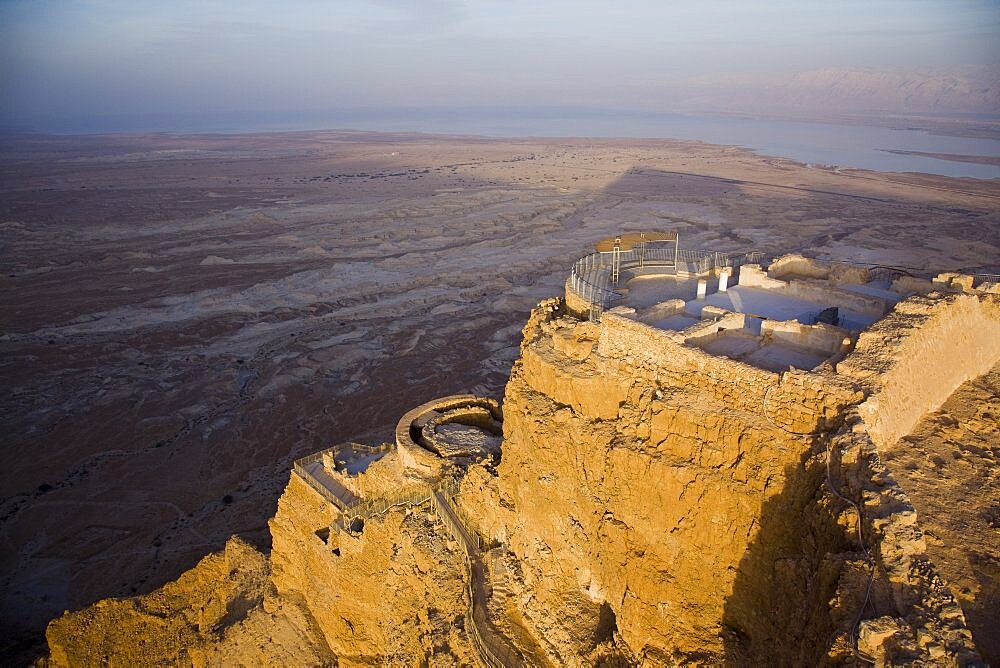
[720,443,851,666]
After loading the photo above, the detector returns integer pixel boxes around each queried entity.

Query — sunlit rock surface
[42,286,999,665]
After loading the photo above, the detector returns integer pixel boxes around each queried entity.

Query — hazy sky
[1,0,998,126]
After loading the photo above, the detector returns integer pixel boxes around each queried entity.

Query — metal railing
[568,253,622,319]
[432,490,524,668]
[350,442,392,455]
[567,248,765,321]
[640,245,678,264]
[294,460,456,532]
[293,453,356,510]
[973,273,1000,287]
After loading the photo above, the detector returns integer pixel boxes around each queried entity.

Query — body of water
[10,108,1000,179]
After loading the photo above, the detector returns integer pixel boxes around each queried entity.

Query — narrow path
[295,459,359,510]
[433,491,550,668]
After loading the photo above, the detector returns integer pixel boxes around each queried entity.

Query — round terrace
[395,394,503,478]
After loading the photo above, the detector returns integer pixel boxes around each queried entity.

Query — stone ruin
[278,234,1000,665]
[274,236,999,664]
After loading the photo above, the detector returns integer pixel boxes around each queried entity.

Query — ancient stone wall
[760,319,851,355]
[737,264,786,289]
[634,298,686,325]
[739,259,889,316]
[268,472,474,664]
[564,277,593,319]
[839,293,1000,450]
[595,312,856,433]
[830,414,981,664]
[816,291,1000,664]
[767,254,832,281]
[784,279,889,317]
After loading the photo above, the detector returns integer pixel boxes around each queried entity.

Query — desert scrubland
[1,131,998,660]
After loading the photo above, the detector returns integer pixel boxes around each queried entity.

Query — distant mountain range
[670,67,999,116]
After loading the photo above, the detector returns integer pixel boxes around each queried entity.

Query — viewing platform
[566,231,999,374]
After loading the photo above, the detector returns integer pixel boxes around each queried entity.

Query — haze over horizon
[1,0,998,133]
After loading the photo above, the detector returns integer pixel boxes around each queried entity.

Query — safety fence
[973,273,1000,287]
[293,452,356,511]
[294,448,459,531]
[351,442,392,455]
[568,248,766,321]
[432,490,524,668]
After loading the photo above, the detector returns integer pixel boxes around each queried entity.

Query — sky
[1,0,998,131]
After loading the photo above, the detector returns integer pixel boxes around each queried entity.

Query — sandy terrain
[0,130,998,660]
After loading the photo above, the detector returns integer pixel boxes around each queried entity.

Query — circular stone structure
[395,395,503,477]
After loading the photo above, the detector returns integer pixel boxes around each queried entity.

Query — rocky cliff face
[267,472,474,665]
[465,301,861,664]
[44,537,334,666]
[41,292,997,666]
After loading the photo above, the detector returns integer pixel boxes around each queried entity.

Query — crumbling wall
[675,309,747,340]
[768,254,871,285]
[839,293,1000,450]
[739,264,888,317]
[268,473,474,665]
[565,276,604,319]
[761,319,851,355]
[635,297,686,325]
[829,415,981,665]
[784,280,889,317]
[820,292,1000,664]
[738,264,787,289]
[595,312,857,433]
[767,254,831,281]
[892,275,936,296]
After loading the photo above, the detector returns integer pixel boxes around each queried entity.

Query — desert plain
[1,130,998,661]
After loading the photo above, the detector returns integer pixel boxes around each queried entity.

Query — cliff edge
[40,288,1000,666]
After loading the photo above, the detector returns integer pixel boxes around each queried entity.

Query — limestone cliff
[44,537,335,666]
[268,471,474,665]
[454,300,860,664]
[40,291,998,666]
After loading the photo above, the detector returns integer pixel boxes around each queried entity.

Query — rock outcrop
[41,290,999,666]
[44,537,335,666]
[267,471,474,665]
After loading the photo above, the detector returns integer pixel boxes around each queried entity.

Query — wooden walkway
[295,458,360,510]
